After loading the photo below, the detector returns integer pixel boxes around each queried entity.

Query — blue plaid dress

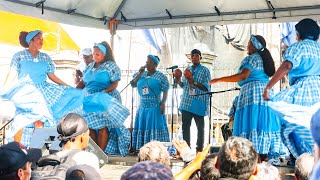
[132,71,170,150]
[82,61,130,156]
[270,39,320,158]
[234,53,287,157]
[1,50,84,147]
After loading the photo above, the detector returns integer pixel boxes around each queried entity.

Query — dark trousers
[181,110,205,152]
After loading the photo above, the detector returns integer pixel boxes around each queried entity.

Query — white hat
[81,48,92,56]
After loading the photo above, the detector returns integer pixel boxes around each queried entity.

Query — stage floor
[100,154,295,180]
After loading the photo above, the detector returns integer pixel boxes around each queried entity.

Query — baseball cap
[0,142,39,176]
[66,164,101,180]
[311,109,320,146]
[191,49,201,56]
[81,48,92,56]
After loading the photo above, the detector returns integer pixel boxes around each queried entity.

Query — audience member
[310,109,320,180]
[0,142,38,180]
[200,153,220,180]
[121,161,173,180]
[294,153,314,180]
[138,141,170,166]
[257,162,280,180]
[55,113,100,171]
[216,137,258,180]
[66,164,101,180]
[75,48,94,85]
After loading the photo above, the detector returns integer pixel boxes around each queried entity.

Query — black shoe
[287,155,296,167]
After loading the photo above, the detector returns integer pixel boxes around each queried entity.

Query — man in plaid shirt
[174,49,211,152]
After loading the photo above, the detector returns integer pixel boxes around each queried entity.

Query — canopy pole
[109,19,118,49]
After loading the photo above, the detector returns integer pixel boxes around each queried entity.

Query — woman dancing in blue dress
[1,30,84,146]
[210,35,287,161]
[77,41,130,156]
[263,18,320,161]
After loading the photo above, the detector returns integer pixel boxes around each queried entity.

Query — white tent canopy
[1,0,320,30]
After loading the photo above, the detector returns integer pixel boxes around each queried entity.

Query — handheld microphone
[166,65,178,70]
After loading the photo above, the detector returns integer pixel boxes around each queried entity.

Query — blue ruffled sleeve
[239,55,257,72]
[45,54,55,74]
[160,73,169,92]
[109,63,121,82]
[283,42,302,70]
[10,52,21,72]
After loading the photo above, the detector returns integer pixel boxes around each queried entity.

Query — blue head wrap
[250,35,264,51]
[96,43,107,54]
[147,55,160,65]
[26,30,42,45]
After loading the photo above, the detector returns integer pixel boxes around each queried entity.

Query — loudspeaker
[29,128,108,168]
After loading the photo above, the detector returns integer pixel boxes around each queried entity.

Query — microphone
[166,65,178,70]
[138,64,147,74]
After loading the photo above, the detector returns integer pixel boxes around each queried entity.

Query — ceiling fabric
[0,0,319,30]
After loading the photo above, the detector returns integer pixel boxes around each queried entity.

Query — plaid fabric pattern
[20,127,34,147]
[272,76,320,106]
[84,61,122,102]
[283,39,320,70]
[271,77,320,158]
[237,81,273,110]
[85,61,121,81]
[106,127,130,156]
[107,90,121,102]
[106,61,121,82]
[179,65,211,116]
[86,89,121,103]
[132,128,170,150]
[239,53,264,72]
[135,71,169,108]
[35,83,66,109]
[11,50,55,74]
[239,130,287,157]
[281,123,314,158]
[228,96,238,116]
[84,97,129,129]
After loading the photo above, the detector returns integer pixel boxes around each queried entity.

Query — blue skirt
[234,81,287,157]
[132,105,170,150]
[1,81,84,143]
[270,76,320,158]
[83,92,131,156]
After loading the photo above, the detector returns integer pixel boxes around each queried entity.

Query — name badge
[189,88,195,95]
[142,87,149,95]
[33,58,39,62]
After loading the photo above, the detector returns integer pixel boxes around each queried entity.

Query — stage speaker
[29,128,108,168]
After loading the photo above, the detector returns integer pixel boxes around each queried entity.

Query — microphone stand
[194,87,240,145]
[170,68,176,141]
[120,70,145,152]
